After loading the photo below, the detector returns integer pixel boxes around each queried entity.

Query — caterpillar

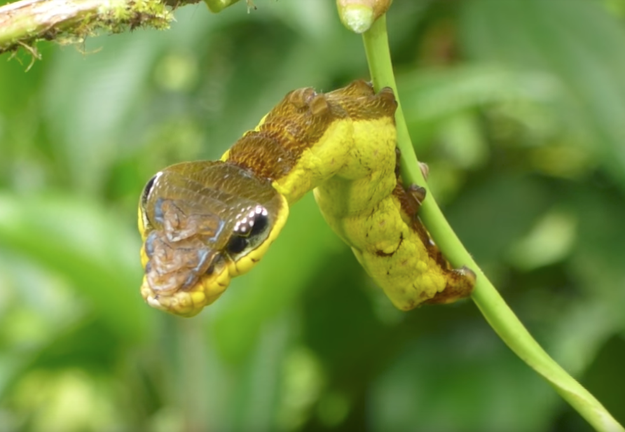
[138,80,475,317]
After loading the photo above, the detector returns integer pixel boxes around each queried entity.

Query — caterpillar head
[138,161,288,317]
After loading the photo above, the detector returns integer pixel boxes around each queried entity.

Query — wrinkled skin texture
[138,80,474,316]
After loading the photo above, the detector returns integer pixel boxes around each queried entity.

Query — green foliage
[0,0,623,431]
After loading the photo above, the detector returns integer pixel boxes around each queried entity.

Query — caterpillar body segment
[138,81,474,316]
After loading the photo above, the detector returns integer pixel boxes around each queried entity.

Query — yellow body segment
[270,119,355,203]
[226,80,474,311]
[275,97,469,310]
[138,80,474,316]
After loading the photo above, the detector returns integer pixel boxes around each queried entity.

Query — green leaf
[399,65,560,148]
[460,0,625,188]
[370,333,560,432]
[0,193,150,341]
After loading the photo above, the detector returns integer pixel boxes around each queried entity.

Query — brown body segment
[227,87,343,180]
[226,80,398,184]
[138,80,474,316]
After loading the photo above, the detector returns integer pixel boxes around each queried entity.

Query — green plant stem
[362,15,624,432]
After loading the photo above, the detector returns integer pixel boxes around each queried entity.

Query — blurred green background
[0,0,624,431]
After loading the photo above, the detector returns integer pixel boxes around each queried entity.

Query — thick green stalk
[362,15,624,432]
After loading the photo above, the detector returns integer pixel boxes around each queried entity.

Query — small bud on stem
[336,0,392,34]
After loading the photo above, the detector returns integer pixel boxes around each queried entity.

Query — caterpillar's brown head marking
[138,161,288,316]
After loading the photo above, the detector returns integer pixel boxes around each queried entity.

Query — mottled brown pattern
[327,83,397,121]
[423,270,474,304]
[409,214,475,304]
[139,80,475,316]
[393,181,420,221]
[226,80,397,181]
[392,176,474,301]
[227,87,338,178]
[227,133,300,180]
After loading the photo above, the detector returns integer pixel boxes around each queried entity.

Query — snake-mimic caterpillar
[138,81,475,317]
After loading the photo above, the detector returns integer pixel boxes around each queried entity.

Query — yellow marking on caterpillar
[138,80,474,317]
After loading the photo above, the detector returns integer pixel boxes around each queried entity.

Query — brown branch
[0,0,201,57]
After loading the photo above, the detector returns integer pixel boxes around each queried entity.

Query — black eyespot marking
[227,236,248,254]
[250,214,268,236]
